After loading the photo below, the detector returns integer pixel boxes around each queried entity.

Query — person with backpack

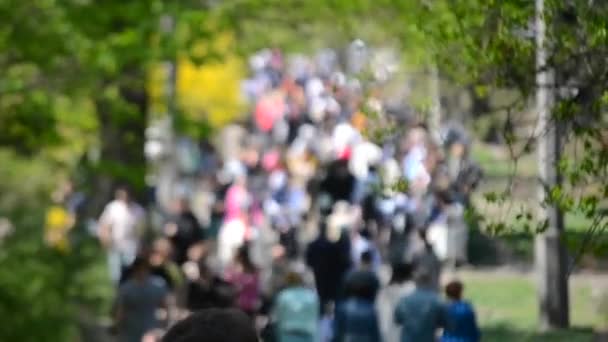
[271,270,319,342]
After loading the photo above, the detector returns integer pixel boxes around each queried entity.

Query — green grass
[460,272,598,342]
[471,143,537,179]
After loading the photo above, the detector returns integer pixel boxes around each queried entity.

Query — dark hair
[390,263,413,285]
[162,309,257,342]
[435,190,455,205]
[236,245,257,273]
[360,250,373,265]
[445,280,464,300]
[130,256,150,273]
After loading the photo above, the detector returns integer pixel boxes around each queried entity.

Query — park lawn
[471,142,537,180]
[460,271,597,342]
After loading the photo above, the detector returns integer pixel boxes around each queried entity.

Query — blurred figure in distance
[98,186,145,284]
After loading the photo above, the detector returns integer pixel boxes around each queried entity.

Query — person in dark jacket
[162,308,257,342]
[306,222,351,314]
[342,250,380,302]
[186,259,235,312]
[333,258,382,342]
[320,159,356,203]
[164,198,205,265]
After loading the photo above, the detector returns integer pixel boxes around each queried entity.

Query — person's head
[197,259,214,281]
[412,267,433,289]
[284,270,304,287]
[162,308,257,342]
[130,256,151,278]
[235,245,256,273]
[150,238,172,266]
[445,280,464,301]
[172,197,190,214]
[436,190,455,207]
[449,141,467,159]
[360,249,374,269]
[390,262,413,285]
[115,186,130,203]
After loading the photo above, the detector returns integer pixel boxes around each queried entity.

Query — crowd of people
[56,47,485,342]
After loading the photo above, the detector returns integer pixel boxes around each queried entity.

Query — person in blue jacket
[441,280,480,342]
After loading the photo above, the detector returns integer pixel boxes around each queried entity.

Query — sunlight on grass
[459,272,597,342]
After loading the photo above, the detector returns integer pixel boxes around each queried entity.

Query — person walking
[394,268,445,342]
[218,174,250,269]
[114,257,169,342]
[98,187,145,284]
[163,197,206,266]
[306,221,351,314]
[377,263,415,342]
[342,250,380,303]
[272,270,319,342]
[224,245,261,317]
[410,229,442,292]
[441,280,480,342]
[333,262,382,342]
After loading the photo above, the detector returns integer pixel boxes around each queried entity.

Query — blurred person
[199,140,219,176]
[162,308,258,342]
[377,263,415,342]
[306,221,351,313]
[207,174,229,240]
[271,270,319,342]
[387,206,413,268]
[98,186,145,284]
[441,281,480,342]
[262,244,291,307]
[164,197,206,266]
[320,159,356,204]
[342,250,380,303]
[224,245,261,317]
[333,266,382,342]
[149,238,183,290]
[265,161,300,259]
[409,229,442,292]
[394,268,444,342]
[185,258,235,312]
[218,174,250,269]
[114,257,169,342]
[120,239,183,291]
[350,227,381,271]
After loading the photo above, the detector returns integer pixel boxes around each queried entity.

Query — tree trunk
[535,0,570,329]
[87,74,148,216]
[428,64,441,142]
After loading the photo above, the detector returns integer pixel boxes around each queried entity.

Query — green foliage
[0,150,112,341]
[464,272,596,341]
[0,223,112,341]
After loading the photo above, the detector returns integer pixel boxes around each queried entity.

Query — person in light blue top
[273,270,319,342]
[441,280,480,342]
[394,268,444,342]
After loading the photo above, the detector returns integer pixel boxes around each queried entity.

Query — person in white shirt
[98,187,145,284]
